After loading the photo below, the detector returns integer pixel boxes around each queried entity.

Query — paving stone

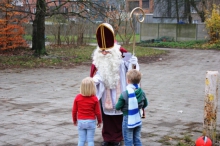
[0,48,220,145]
[5,138,31,145]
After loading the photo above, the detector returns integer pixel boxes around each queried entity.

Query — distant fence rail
[140,23,209,42]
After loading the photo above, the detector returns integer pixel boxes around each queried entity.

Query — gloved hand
[129,55,138,64]
[128,55,140,71]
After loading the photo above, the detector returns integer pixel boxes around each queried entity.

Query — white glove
[128,55,139,71]
[129,55,138,64]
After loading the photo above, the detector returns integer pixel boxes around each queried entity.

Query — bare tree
[31,0,108,56]
[105,0,134,45]
[47,14,67,46]
[154,0,220,23]
[190,0,220,22]
[9,0,107,56]
[154,0,187,23]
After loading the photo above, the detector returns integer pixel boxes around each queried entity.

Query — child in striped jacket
[116,69,148,146]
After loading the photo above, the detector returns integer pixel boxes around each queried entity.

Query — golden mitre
[96,23,115,50]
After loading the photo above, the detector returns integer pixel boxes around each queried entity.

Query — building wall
[126,0,154,13]
[17,0,75,21]
[15,0,206,24]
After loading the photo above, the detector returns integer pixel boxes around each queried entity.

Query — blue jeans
[122,115,142,146]
[77,120,96,146]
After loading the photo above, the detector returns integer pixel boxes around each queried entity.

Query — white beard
[93,45,122,89]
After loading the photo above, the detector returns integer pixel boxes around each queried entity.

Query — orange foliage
[0,0,28,50]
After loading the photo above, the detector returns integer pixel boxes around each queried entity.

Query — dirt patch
[138,54,170,64]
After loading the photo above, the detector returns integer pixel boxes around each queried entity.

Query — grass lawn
[1,38,219,70]
[0,44,167,69]
[138,40,220,50]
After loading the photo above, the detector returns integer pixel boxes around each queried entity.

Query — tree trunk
[175,0,179,23]
[199,12,205,22]
[33,0,47,56]
[185,0,192,24]
[32,19,37,50]
[57,25,61,45]
[77,33,83,46]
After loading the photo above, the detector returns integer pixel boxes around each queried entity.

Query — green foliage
[138,40,220,50]
[157,134,195,146]
[183,135,193,143]
[205,4,220,42]
[124,45,167,57]
[24,35,32,41]
[175,135,194,146]
[176,142,186,146]
[50,14,67,23]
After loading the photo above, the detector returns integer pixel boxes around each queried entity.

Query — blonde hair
[80,77,96,96]
[126,69,141,84]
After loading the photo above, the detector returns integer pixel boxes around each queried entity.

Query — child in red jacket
[72,77,102,146]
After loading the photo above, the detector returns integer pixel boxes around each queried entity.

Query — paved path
[0,48,220,146]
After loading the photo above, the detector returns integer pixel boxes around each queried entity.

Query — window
[190,6,197,13]
[33,8,36,13]
[193,20,198,24]
[13,0,23,6]
[119,4,124,11]
[119,1,125,11]
[128,1,139,11]
[71,4,78,12]
[71,5,74,12]
[142,0,149,9]
[63,7,68,13]
[118,4,124,11]
[107,5,115,12]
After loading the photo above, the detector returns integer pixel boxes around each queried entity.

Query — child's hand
[97,123,101,128]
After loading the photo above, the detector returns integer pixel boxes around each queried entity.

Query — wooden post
[204,71,219,144]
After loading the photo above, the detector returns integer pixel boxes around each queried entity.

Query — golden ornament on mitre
[96,23,115,51]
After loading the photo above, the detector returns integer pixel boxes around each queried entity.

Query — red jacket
[72,94,102,124]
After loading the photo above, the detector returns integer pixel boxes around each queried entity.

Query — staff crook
[129,7,145,56]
